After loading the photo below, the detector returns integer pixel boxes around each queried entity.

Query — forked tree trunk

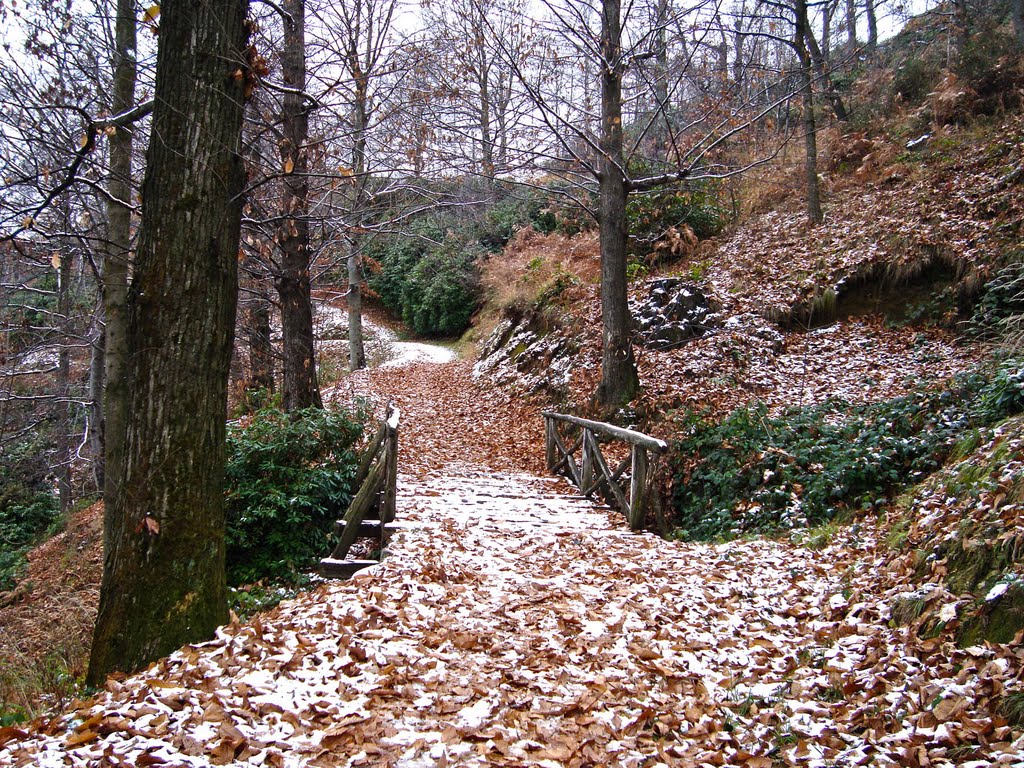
[87,0,250,684]
[596,0,639,409]
[276,0,322,410]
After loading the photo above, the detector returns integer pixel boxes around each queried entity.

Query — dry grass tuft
[471,228,600,344]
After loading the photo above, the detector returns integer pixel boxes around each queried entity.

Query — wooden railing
[543,412,667,530]
[320,405,400,578]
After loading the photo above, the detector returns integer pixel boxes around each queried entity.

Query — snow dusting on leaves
[4,359,1024,767]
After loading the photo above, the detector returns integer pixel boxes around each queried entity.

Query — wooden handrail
[542,411,668,453]
[321,405,400,577]
[543,412,664,530]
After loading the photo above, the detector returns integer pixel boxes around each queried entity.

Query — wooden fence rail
[543,411,667,530]
[320,405,400,578]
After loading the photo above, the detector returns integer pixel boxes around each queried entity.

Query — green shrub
[403,241,481,336]
[626,182,726,260]
[224,404,367,585]
[669,362,1024,540]
[0,438,59,590]
[969,259,1024,341]
[367,217,482,337]
[892,55,942,104]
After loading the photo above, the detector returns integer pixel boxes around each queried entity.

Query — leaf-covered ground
[4,355,1023,767]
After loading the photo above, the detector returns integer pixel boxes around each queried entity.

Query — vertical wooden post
[581,430,594,495]
[628,445,649,530]
[383,407,399,524]
[545,416,556,471]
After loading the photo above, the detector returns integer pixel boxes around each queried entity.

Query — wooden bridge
[321,406,668,578]
[543,412,668,530]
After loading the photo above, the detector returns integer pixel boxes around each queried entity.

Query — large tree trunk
[100,0,137,503]
[596,0,639,409]
[795,0,823,224]
[87,0,250,685]
[276,0,322,411]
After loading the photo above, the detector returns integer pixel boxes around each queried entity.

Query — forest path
[6,344,1018,767]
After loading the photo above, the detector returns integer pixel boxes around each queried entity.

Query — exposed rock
[473,309,578,397]
[631,278,718,350]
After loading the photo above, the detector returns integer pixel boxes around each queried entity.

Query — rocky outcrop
[632,278,718,350]
[473,308,578,397]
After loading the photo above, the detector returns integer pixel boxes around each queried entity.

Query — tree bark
[347,239,366,370]
[865,0,878,52]
[596,0,639,409]
[276,0,322,411]
[347,28,369,372]
[795,0,823,224]
[1014,0,1024,49]
[87,310,104,489]
[87,0,250,684]
[57,232,73,518]
[805,24,849,122]
[246,283,275,393]
[733,8,746,96]
[100,0,137,506]
[653,0,670,159]
[845,0,857,47]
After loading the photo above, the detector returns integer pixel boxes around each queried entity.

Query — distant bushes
[0,438,59,589]
[626,182,727,262]
[367,185,592,337]
[367,216,482,337]
[669,361,1024,540]
[224,404,367,585]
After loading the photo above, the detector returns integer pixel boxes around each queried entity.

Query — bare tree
[491,0,814,405]
[276,0,323,409]
[101,0,140,499]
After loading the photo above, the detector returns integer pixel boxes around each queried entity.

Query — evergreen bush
[224,404,367,585]
[0,437,59,590]
[669,361,1024,540]
[626,182,726,259]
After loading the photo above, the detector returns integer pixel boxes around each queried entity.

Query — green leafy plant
[0,437,59,590]
[403,241,481,336]
[224,404,367,585]
[669,361,1024,540]
[626,260,649,283]
[367,216,481,337]
[625,181,726,260]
